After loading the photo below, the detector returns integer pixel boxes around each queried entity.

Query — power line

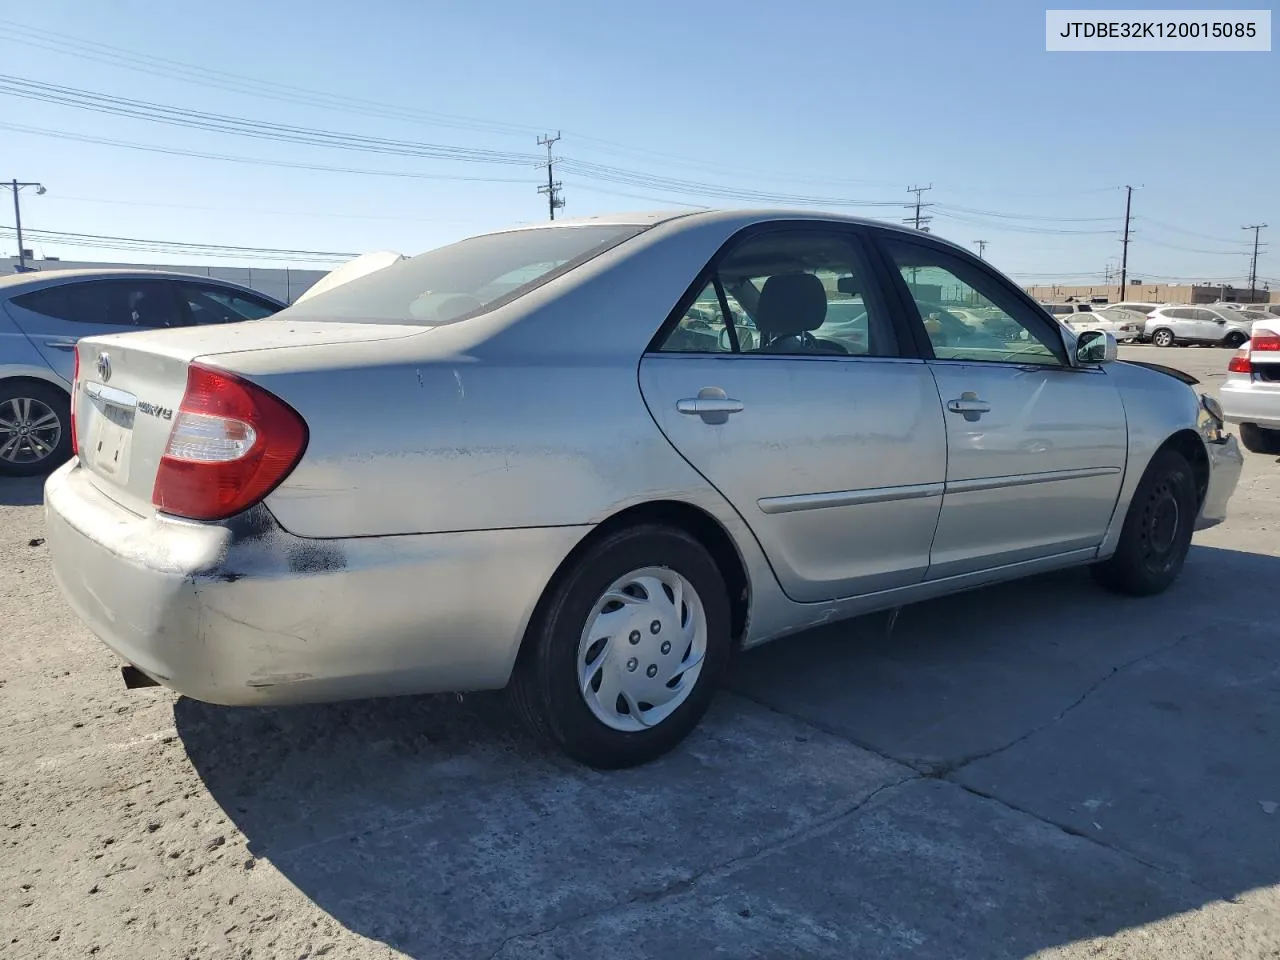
[0,225,354,263]
[537,132,565,221]
[0,121,535,185]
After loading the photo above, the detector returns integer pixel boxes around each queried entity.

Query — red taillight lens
[1251,332,1280,352]
[1228,349,1252,374]
[152,363,308,521]
[70,347,80,456]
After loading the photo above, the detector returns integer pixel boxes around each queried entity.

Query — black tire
[509,524,732,769]
[0,380,72,478]
[1223,331,1249,349]
[1150,328,1176,348]
[1239,423,1280,455]
[1090,448,1197,597]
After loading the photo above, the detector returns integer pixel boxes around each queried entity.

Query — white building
[2,257,334,304]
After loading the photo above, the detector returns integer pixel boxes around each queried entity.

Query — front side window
[283,224,645,325]
[657,229,899,358]
[883,238,1065,366]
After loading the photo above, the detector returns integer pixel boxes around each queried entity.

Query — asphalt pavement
[1,345,1278,959]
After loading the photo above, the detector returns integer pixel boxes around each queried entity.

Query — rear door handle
[42,337,77,351]
[676,387,743,425]
[677,398,744,416]
[947,393,990,421]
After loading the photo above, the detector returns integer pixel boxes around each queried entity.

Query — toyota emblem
[96,352,111,382]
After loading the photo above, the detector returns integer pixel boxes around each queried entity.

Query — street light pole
[5,179,47,273]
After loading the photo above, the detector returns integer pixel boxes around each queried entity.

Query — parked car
[44,210,1242,769]
[1108,302,1162,316]
[1220,318,1280,454]
[0,270,286,476]
[1142,304,1255,348]
[1040,302,1100,318]
[1065,307,1145,342]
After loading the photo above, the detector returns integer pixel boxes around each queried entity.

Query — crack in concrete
[933,630,1199,778]
[483,773,922,960]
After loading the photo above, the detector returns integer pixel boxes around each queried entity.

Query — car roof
[0,268,284,302]
[496,207,979,257]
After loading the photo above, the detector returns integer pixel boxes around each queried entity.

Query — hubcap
[0,397,61,464]
[577,566,708,733]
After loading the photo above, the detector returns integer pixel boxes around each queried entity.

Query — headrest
[756,273,827,337]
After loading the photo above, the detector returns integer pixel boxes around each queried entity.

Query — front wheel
[509,524,732,768]
[1239,423,1280,455]
[1090,448,1197,597]
[1150,328,1176,348]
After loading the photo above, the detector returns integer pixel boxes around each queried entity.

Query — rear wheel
[1090,448,1197,597]
[1150,328,1176,348]
[1239,423,1280,455]
[0,381,72,478]
[509,524,731,769]
[1223,331,1249,349]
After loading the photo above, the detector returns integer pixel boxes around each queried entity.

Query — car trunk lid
[72,320,423,516]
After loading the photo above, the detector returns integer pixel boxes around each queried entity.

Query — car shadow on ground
[0,476,46,507]
[174,543,1280,959]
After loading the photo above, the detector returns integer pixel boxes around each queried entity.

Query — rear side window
[11,281,185,327]
[284,224,646,325]
[183,285,281,324]
[1166,308,1194,320]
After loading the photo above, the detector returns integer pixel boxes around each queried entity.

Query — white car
[1143,305,1255,348]
[1066,307,1145,342]
[1220,319,1280,453]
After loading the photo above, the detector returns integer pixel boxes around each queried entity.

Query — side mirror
[836,276,861,295]
[1075,329,1118,364]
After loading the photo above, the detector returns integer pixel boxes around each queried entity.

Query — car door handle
[677,397,744,416]
[947,394,991,421]
[42,337,77,351]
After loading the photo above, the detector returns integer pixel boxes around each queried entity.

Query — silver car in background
[44,210,1243,769]
[0,270,285,475]
[1143,304,1255,348]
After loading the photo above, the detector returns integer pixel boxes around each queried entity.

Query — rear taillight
[1228,349,1252,374]
[1251,332,1280,352]
[152,363,308,521]
[70,347,80,456]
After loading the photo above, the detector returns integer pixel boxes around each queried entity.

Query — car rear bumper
[1220,377,1280,430]
[1196,434,1244,531]
[44,460,587,706]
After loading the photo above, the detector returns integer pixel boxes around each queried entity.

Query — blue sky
[0,0,1275,288]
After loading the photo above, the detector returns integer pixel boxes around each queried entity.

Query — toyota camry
[44,210,1243,768]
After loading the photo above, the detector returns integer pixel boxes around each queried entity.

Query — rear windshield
[284,224,646,325]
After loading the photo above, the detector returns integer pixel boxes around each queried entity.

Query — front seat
[752,273,847,354]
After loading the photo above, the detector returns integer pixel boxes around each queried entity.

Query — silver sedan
[44,210,1243,768]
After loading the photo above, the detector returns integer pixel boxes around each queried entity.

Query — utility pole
[537,133,564,222]
[973,239,988,260]
[4,178,47,273]
[1243,223,1268,301]
[1118,184,1135,301]
[904,184,933,231]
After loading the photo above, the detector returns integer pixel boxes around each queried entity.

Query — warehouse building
[3,256,333,304]
[1023,281,1276,306]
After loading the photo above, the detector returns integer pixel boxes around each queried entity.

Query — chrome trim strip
[946,465,1121,494]
[758,481,945,515]
[83,381,138,410]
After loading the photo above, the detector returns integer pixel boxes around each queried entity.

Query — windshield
[284,224,647,325]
